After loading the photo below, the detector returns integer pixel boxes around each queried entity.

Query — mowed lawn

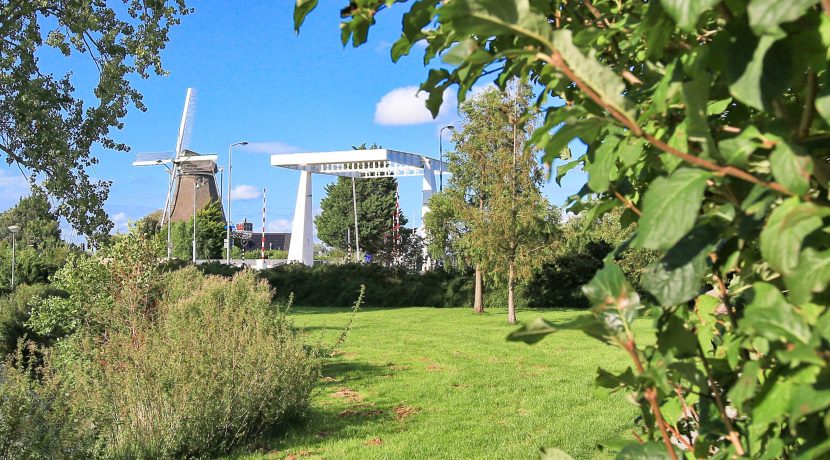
[235,307,654,460]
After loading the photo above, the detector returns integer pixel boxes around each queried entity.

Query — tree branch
[535,51,798,198]
[625,340,678,460]
[797,70,817,140]
[612,188,641,216]
[697,343,746,456]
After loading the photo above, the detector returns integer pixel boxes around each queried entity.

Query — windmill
[132,88,224,243]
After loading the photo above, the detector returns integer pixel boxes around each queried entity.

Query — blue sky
[0,2,587,241]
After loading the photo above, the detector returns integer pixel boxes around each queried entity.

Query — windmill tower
[133,88,224,229]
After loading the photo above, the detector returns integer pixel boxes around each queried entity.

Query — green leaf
[643,224,717,306]
[770,141,813,196]
[541,118,604,165]
[596,367,636,389]
[507,316,607,345]
[507,317,559,344]
[616,442,674,459]
[786,248,830,304]
[657,314,699,358]
[634,168,711,251]
[293,0,319,32]
[659,0,722,32]
[683,77,717,158]
[759,198,829,275]
[586,136,620,193]
[663,122,687,173]
[550,30,636,121]
[555,158,582,186]
[539,447,575,460]
[706,97,732,115]
[727,360,760,412]
[747,0,819,36]
[728,34,781,111]
[741,282,811,344]
[717,125,763,168]
[583,264,640,342]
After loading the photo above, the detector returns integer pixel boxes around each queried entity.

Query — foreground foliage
[0,233,318,458]
[298,1,830,458]
[0,1,191,240]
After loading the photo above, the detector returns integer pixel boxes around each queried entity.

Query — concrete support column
[420,159,436,271]
[288,170,314,266]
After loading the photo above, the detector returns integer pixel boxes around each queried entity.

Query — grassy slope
[235,307,653,460]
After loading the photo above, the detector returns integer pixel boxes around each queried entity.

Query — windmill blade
[174,88,197,159]
[132,151,175,167]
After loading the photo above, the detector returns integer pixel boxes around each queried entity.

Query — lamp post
[439,125,455,192]
[193,178,201,263]
[227,141,249,264]
[7,225,20,289]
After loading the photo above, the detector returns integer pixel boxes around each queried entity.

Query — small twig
[698,343,746,456]
[626,340,679,460]
[712,273,739,329]
[674,385,699,422]
[797,70,817,140]
[612,189,642,216]
[667,423,694,451]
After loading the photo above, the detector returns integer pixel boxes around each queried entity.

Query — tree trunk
[473,264,484,313]
[507,260,517,324]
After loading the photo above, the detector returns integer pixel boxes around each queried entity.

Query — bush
[526,241,611,309]
[0,284,68,358]
[1,233,319,458]
[258,263,523,308]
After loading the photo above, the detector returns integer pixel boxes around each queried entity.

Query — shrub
[2,233,319,458]
[0,284,68,358]
[56,268,318,458]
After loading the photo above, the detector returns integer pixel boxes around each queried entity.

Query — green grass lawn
[234,307,654,460]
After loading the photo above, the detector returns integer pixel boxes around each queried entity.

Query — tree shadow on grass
[226,359,399,459]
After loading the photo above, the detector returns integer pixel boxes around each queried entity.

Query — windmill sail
[175,88,196,158]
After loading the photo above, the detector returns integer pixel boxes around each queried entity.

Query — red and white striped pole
[261,187,266,260]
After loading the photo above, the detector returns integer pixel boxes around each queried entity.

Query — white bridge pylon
[270,148,448,266]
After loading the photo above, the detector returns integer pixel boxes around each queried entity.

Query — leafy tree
[299,1,830,458]
[0,1,190,241]
[427,84,557,321]
[0,193,73,287]
[162,200,225,260]
[0,192,61,248]
[315,144,408,257]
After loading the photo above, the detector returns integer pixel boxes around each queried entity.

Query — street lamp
[7,225,20,289]
[193,178,201,263]
[227,141,249,264]
[439,125,455,192]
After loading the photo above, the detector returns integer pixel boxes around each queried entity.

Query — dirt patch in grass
[393,405,418,420]
[364,437,383,446]
[426,364,444,372]
[331,387,363,402]
[320,376,336,383]
[337,408,385,418]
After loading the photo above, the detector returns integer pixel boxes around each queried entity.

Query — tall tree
[315,144,408,257]
[428,84,556,321]
[0,1,190,241]
[163,200,225,260]
[298,1,830,457]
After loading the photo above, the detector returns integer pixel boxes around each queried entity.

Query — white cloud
[374,86,457,126]
[230,184,262,201]
[111,212,130,234]
[266,219,292,233]
[241,141,303,155]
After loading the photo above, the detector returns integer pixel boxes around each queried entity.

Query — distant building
[239,232,291,253]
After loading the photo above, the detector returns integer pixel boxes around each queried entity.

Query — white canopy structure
[271,148,448,266]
